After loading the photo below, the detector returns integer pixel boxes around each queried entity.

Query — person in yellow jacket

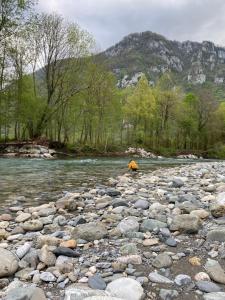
[128,160,139,171]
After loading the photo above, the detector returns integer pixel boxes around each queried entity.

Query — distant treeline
[1,1,225,157]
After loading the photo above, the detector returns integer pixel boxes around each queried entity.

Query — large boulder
[106,278,144,300]
[72,222,107,241]
[0,248,18,278]
[5,286,46,300]
[170,214,200,233]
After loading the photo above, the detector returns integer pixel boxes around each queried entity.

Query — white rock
[106,278,144,300]
[16,242,32,259]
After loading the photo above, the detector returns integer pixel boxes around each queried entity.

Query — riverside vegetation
[1,1,225,158]
[3,2,225,299]
[2,162,225,300]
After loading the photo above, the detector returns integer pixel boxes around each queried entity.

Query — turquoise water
[0,157,208,209]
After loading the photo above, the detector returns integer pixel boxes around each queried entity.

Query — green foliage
[1,9,225,158]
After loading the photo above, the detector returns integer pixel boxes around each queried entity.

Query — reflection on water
[0,157,208,209]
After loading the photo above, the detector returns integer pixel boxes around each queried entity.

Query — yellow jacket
[128,160,139,170]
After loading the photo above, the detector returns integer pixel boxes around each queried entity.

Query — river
[0,157,210,210]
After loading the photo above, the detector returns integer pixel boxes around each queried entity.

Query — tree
[0,0,36,140]
[124,75,156,145]
[29,13,94,138]
[154,73,182,148]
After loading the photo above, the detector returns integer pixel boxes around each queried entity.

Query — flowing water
[0,157,210,210]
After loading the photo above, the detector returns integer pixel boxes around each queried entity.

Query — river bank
[0,141,208,159]
[1,162,225,299]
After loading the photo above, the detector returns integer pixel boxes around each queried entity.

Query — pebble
[196,280,221,293]
[2,162,225,300]
[149,272,173,284]
[88,274,107,290]
[174,274,192,286]
[40,272,56,282]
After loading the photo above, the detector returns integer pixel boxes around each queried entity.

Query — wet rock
[105,189,121,197]
[112,199,129,208]
[0,248,18,277]
[170,214,200,233]
[53,246,80,257]
[72,222,107,241]
[106,277,144,300]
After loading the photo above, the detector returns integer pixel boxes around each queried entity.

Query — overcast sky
[37,0,225,51]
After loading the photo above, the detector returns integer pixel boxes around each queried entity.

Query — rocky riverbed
[2,162,225,299]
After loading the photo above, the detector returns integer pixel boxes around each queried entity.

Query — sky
[37,0,225,51]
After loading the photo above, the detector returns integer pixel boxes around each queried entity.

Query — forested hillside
[1,1,225,157]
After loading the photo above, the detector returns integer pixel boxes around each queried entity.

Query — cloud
[37,0,225,50]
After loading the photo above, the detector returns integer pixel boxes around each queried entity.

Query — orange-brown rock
[60,239,77,249]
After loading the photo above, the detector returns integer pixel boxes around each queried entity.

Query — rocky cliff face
[99,31,225,89]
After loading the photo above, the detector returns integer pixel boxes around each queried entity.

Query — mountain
[98,31,225,93]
